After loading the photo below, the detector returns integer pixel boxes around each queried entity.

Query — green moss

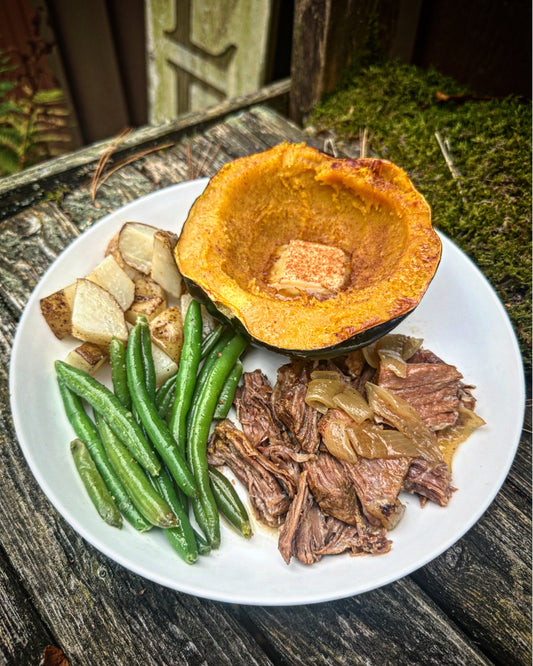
[311,60,532,371]
[43,184,71,205]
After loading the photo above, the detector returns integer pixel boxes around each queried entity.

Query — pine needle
[323,136,338,157]
[90,128,133,201]
[435,131,466,201]
[92,141,174,196]
[360,128,369,158]
[187,140,221,179]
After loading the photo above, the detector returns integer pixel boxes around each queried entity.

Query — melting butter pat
[269,239,350,297]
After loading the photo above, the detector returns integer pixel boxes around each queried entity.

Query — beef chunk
[272,362,321,453]
[236,370,315,495]
[207,420,291,526]
[257,443,313,496]
[303,451,361,525]
[377,354,476,431]
[404,458,454,506]
[234,370,290,449]
[279,470,392,564]
[315,515,392,558]
[343,457,411,530]
[279,471,318,564]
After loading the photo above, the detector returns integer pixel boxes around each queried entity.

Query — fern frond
[0,81,16,96]
[0,114,27,132]
[0,99,23,114]
[0,144,21,175]
[31,132,72,144]
[36,106,70,117]
[34,115,69,129]
[0,126,23,152]
[32,88,65,104]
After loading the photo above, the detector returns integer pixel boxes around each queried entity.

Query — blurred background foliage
[0,33,70,177]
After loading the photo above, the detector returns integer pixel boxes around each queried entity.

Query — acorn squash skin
[176,142,441,359]
[183,275,411,359]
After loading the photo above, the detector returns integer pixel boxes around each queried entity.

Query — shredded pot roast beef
[207,339,482,565]
[377,348,476,431]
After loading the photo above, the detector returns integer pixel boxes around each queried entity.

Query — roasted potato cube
[39,283,76,339]
[149,306,184,364]
[105,231,139,279]
[71,278,128,346]
[151,342,178,386]
[125,275,167,324]
[180,292,217,335]
[179,293,193,324]
[64,341,108,376]
[86,254,135,311]
[151,230,183,298]
[118,222,159,274]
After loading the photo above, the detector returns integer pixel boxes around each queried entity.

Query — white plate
[10,180,525,606]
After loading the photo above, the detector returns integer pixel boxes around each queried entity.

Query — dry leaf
[43,644,69,666]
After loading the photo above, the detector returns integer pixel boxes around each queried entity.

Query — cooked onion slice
[347,422,419,459]
[363,334,423,374]
[366,382,442,462]
[438,406,486,468]
[305,378,345,413]
[377,335,407,377]
[320,417,358,463]
[362,341,379,368]
[332,387,373,424]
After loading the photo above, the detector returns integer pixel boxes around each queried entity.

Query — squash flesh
[176,143,441,354]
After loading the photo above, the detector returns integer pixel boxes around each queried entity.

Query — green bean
[192,330,233,402]
[155,371,178,419]
[189,494,213,547]
[55,361,161,476]
[194,528,211,556]
[185,330,233,433]
[200,323,224,359]
[57,378,151,531]
[109,337,131,410]
[168,300,203,456]
[187,333,248,548]
[70,438,122,528]
[208,466,252,538]
[150,468,198,564]
[213,361,243,420]
[95,412,177,528]
[139,315,157,403]
[126,319,197,498]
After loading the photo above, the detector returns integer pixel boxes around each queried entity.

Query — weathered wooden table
[1,93,531,666]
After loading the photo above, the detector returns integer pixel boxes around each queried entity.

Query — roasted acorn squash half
[175,142,441,358]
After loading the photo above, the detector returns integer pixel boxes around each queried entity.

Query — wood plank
[0,202,81,327]
[0,515,56,665]
[243,105,323,149]
[136,147,192,189]
[238,576,492,665]
[289,0,398,124]
[170,136,235,181]
[411,486,531,665]
[0,79,291,219]
[506,397,532,501]
[60,164,154,232]
[46,0,130,143]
